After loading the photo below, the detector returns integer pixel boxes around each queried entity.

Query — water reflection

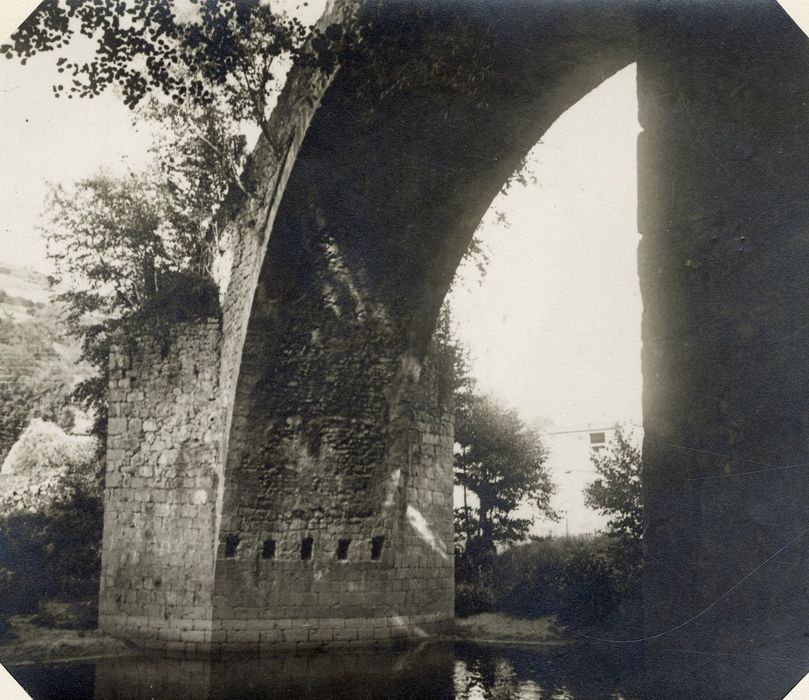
[453,657,542,700]
[452,642,638,700]
[10,640,643,699]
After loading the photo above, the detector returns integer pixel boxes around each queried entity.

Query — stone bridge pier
[639,2,809,697]
[97,0,809,696]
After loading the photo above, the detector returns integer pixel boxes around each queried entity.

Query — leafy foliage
[499,536,627,626]
[584,425,643,546]
[46,173,178,314]
[1,0,340,145]
[43,163,222,443]
[456,535,642,634]
[0,464,103,628]
[142,97,251,213]
[452,413,643,629]
[454,552,497,616]
[5,1,339,444]
[429,303,474,410]
[41,90,240,442]
[455,393,557,556]
[140,97,249,260]
[431,305,556,558]
[44,157,227,315]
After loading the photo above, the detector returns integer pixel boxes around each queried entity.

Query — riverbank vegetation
[455,534,642,633]
[454,425,643,637]
[0,467,103,639]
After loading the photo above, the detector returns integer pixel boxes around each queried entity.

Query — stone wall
[199,0,633,650]
[215,0,359,502]
[98,0,637,655]
[211,325,455,650]
[96,0,460,639]
[99,309,453,652]
[209,5,362,642]
[638,2,809,696]
[200,0,459,651]
[99,319,223,649]
[213,191,457,646]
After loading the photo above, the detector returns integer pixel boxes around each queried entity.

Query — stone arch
[213,0,636,647]
[98,2,809,695]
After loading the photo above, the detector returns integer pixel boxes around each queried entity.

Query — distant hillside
[0,259,88,377]
[0,263,52,321]
[0,260,94,445]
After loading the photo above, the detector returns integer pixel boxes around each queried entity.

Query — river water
[9,641,644,699]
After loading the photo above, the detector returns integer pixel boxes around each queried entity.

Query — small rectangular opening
[262,539,276,560]
[224,534,240,558]
[589,431,606,445]
[371,535,385,561]
[300,536,313,560]
[336,538,351,560]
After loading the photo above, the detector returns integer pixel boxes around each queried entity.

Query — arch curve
[214,0,636,644]
[98,5,809,692]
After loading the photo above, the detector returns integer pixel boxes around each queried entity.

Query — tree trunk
[142,253,156,297]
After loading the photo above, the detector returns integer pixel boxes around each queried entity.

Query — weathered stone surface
[207,0,632,650]
[100,3,809,693]
[100,0,636,654]
[638,2,809,697]
[98,319,223,646]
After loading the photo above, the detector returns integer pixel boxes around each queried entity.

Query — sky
[0,2,642,431]
[448,64,642,429]
[0,53,154,269]
[0,0,326,270]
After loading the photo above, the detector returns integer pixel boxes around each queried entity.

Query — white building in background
[530,423,642,538]
[452,422,643,541]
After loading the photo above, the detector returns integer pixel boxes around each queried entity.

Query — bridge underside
[98,1,809,696]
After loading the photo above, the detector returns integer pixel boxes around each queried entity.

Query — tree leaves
[584,426,643,545]
[1,0,329,137]
[455,392,558,553]
[41,102,236,445]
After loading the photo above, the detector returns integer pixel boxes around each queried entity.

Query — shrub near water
[0,475,103,635]
[455,552,498,617]
[456,535,641,631]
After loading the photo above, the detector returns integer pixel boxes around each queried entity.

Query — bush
[556,544,626,628]
[0,511,53,618]
[455,552,498,616]
[31,600,97,630]
[455,579,496,617]
[456,535,641,630]
[0,476,103,629]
